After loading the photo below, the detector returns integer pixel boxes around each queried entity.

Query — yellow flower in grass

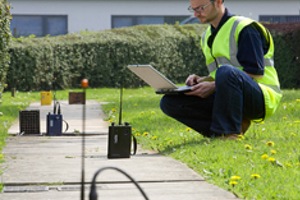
[244,144,253,150]
[268,157,276,163]
[135,132,141,137]
[230,175,241,181]
[111,108,117,113]
[185,127,192,132]
[251,174,261,179]
[266,141,275,147]
[151,136,158,140]
[261,154,269,160]
[229,181,238,187]
[143,132,149,137]
[270,149,277,154]
[296,99,300,103]
[237,135,245,140]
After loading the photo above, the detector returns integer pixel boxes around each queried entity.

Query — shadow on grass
[158,137,212,155]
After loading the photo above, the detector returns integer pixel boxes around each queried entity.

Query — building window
[259,15,300,23]
[11,15,68,37]
[112,15,189,28]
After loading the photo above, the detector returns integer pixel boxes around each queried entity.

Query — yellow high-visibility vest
[201,16,282,119]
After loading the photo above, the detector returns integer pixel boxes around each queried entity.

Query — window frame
[111,15,190,28]
[259,15,300,23]
[11,14,68,37]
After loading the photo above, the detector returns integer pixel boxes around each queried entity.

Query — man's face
[189,0,218,24]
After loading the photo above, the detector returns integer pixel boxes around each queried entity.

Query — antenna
[81,78,88,200]
[118,84,123,125]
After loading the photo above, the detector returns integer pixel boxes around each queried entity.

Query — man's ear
[214,0,224,7]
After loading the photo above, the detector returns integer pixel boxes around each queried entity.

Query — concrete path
[0,100,238,200]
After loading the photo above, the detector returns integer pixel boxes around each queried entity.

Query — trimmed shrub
[7,24,207,91]
[0,0,11,98]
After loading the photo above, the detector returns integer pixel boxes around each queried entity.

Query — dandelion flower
[143,132,149,137]
[186,127,192,132]
[261,154,269,160]
[268,157,276,163]
[230,175,241,181]
[266,141,275,147]
[229,181,238,186]
[238,135,245,140]
[151,136,158,140]
[270,150,277,154]
[135,132,141,137]
[244,144,253,150]
[251,174,261,179]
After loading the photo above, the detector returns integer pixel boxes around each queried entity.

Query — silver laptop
[127,64,192,94]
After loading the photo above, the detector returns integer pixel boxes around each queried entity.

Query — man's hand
[185,74,201,86]
[185,74,215,98]
[185,81,215,98]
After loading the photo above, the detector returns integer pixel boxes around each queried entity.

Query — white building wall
[225,0,300,20]
[8,0,300,33]
[9,0,191,33]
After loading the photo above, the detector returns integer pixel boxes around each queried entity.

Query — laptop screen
[127,65,177,90]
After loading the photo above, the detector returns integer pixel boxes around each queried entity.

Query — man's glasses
[188,1,213,13]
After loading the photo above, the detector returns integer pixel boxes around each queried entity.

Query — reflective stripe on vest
[206,17,275,74]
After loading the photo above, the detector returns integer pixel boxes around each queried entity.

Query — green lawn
[0,88,299,199]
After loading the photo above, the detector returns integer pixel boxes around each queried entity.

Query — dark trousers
[160,65,265,137]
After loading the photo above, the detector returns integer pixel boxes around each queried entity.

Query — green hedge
[6,23,300,91]
[0,0,11,97]
[7,24,207,91]
[264,23,300,89]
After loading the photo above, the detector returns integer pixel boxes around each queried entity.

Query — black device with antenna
[107,84,136,159]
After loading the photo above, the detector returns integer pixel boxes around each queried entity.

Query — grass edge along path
[0,89,300,199]
[0,92,40,191]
